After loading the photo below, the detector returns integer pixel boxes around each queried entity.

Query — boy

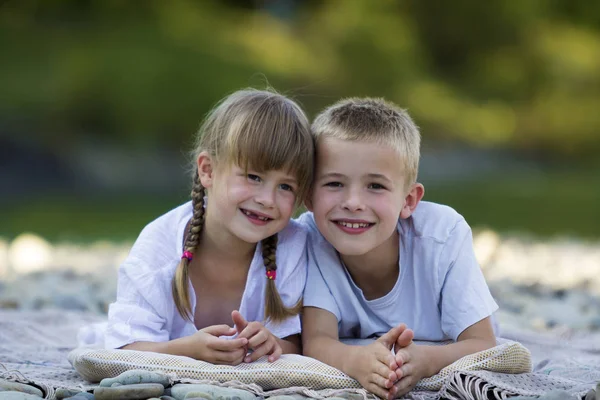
[299,98,498,399]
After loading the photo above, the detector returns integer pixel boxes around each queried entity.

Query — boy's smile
[309,137,409,257]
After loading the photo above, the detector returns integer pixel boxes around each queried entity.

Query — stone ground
[1,231,600,335]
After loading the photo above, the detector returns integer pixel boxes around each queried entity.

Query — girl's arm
[121,325,249,365]
[277,333,301,354]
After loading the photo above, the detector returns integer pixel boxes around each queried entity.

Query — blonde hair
[172,88,313,323]
[312,97,420,188]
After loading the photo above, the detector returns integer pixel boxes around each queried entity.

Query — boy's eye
[368,183,386,190]
[324,181,342,188]
[247,174,261,182]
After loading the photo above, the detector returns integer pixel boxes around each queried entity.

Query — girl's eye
[247,174,261,182]
[279,183,295,192]
[368,183,386,190]
[324,181,342,188]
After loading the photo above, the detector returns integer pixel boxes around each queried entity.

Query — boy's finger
[372,358,397,384]
[366,382,390,400]
[375,348,399,372]
[377,324,407,349]
[393,375,415,397]
[395,328,414,349]
[395,349,412,366]
[394,363,412,381]
[231,310,248,333]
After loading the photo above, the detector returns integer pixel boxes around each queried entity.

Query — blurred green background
[1,0,599,242]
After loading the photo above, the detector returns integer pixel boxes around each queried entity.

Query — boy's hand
[392,344,433,398]
[346,325,411,400]
[188,324,248,365]
[232,310,282,362]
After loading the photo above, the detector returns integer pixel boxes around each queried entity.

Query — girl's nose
[255,187,276,208]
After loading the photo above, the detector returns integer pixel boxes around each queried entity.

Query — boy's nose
[341,189,365,211]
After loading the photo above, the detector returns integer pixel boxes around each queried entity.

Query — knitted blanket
[1,310,598,400]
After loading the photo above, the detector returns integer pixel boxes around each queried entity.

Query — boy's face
[308,137,411,256]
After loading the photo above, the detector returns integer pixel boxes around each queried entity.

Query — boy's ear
[197,152,215,188]
[400,183,425,219]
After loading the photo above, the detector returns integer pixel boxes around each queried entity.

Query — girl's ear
[400,183,425,219]
[197,152,215,188]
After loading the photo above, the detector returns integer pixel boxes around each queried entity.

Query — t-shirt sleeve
[105,258,170,349]
[303,235,342,321]
[439,219,498,341]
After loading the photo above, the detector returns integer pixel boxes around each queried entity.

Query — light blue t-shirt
[300,201,498,342]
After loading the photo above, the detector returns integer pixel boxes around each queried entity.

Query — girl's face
[205,162,299,245]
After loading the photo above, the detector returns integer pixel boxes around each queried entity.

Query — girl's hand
[231,310,282,362]
[189,324,248,365]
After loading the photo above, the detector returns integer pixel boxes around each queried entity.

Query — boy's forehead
[315,137,405,177]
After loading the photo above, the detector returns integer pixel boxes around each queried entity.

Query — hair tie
[266,270,276,280]
[182,251,194,261]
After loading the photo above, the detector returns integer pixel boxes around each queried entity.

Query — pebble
[584,388,595,400]
[55,388,80,399]
[0,392,43,399]
[0,381,43,398]
[171,384,256,400]
[56,389,94,400]
[99,370,171,388]
[510,390,579,400]
[94,383,164,400]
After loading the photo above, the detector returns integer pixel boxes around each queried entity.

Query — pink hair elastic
[181,251,194,261]
[266,270,276,280]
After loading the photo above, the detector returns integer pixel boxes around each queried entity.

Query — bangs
[223,97,314,201]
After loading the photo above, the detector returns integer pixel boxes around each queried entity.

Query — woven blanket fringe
[441,373,520,400]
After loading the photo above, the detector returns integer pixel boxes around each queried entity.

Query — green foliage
[1,0,599,158]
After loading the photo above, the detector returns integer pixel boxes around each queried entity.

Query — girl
[104,89,314,365]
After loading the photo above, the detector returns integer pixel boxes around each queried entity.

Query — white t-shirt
[101,202,307,349]
[300,201,498,342]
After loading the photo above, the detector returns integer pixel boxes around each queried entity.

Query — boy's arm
[303,306,405,400]
[393,317,496,397]
[427,316,496,375]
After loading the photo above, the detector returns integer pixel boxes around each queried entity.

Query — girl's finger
[214,348,246,364]
[202,324,236,337]
[244,340,275,362]
[237,323,262,340]
[267,343,282,362]
[247,330,269,349]
[208,337,248,351]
